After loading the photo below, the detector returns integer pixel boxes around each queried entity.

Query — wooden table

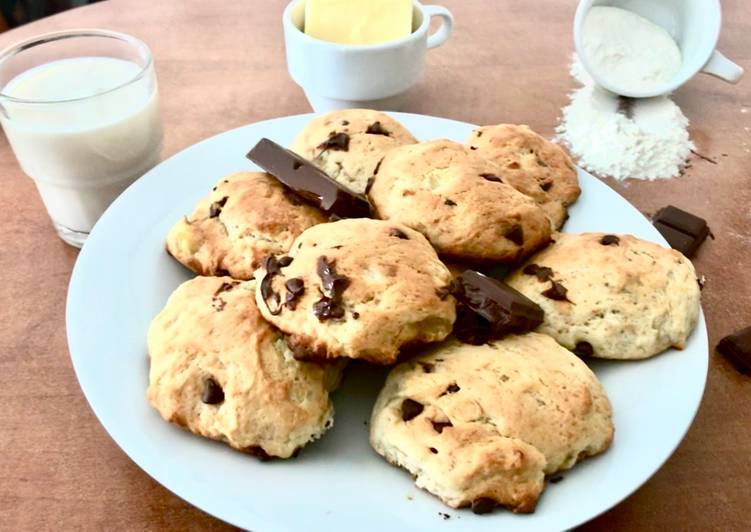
[2,0,749,529]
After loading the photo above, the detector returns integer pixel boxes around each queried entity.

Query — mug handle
[424,5,454,49]
[701,50,744,83]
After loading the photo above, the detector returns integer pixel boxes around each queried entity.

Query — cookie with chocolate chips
[506,233,701,360]
[147,276,343,458]
[466,124,581,229]
[166,172,326,280]
[369,334,613,513]
[254,218,456,365]
[291,109,417,194]
[368,140,551,263]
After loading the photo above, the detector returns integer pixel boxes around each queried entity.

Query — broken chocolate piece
[572,341,593,357]
[471,497,496,515]
[453,270,544,344]
[401,399,424,421]
[389,228,409,240]
[201,377,224,404]
[523,264,553,282]
[246,138,371,218]
[365,121,390,136]
[209,196,228,218]
[717,326,751,374]
[480,173,503,183]
[652,205,709,258]
[542,280,571,302]
[600,234,620,246]
[505,224,524,246]
[284,278,305,310]
[317,131,350,151]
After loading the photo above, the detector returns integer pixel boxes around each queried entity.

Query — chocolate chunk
[419,362,434,373]
[312,297,345,320]
[389,228,409,240]
[365,121,390,136]
[542,280,571,302]
[401,399,424,421]
[431,420,452,433]
[278,255,293,267]
[444,383,460,394]
[444,198,457,206]
[540,181,553,191]
[209,196,228,218]
[600,234,620,246]
[523,264,553,282]
[505,224,524,245]
[352,311,360,319]
[284,278,305,310]
[201,377,224,404]
[429,447,438,454]
[572,341,593,357]
[453,270,544,344]
[480,173,503,183]
[717,326,751,374]
[259,255,284,315]
[471,497,496,515]
[317,131,350,151]
[312,256,350,321]
[246,138,371,218]
[652,205,709,258]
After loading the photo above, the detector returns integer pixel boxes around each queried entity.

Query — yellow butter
[304,0,413,45]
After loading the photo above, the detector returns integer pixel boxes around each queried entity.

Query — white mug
[283,0,453,112]
[574,0,744,98]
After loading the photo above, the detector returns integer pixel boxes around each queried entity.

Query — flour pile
[556,55,694,180]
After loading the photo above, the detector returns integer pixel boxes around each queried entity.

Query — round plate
[67,113,708,531]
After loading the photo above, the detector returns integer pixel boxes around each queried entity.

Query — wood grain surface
[1,0,749,529]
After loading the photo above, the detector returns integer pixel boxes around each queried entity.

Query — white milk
[0,57,162,233]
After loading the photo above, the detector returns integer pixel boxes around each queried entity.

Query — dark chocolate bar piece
[717,326,751,374]
[453,270,544,345]
[652,205,709,257]
[246,138,371,219]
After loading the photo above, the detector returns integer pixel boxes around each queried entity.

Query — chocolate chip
[419,362,435,373]
[317,256,351,298]
[540,181,553,191]
[260,255,284,315]
[277,256,293,267]
[429,447,438,454]
[600,234,620,246]
[471,497,496,515]
[470,146,478,150]
[352,311,360,320]
[341,120,349,125]
[201,377,224,404]
[476,131,483,137]
[284,278,305,310]
[431,420,452,433]
[523,264,553,282]
[245,445,272,461]
[480,173,503,183]
[505,224,524,245]
[312,296,345,321]
[401,399,424,421]
[365,121,390,136]
[572,341,593,357]
[444,198,457,206]
[442,383,460,395]
[389,228,409,240]
[317,131,350,151]
[542,280,571,302]
[209,196,229,218]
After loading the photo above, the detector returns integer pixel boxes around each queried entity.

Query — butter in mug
[304,0,413,45]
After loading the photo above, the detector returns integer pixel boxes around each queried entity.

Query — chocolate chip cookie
[291,109,417,194]
[166,172,326,280]
[506,233,701,359]
[370,334,614,513]
[147,276,342,458]
[254,218,456,365]
[368,140,552,263]
[467,124,581,229]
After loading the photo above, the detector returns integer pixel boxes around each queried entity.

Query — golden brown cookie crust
[291,109,417,194]
[254,218,456,365]
[147,276,341,458]
[369,334,614,513]
[368,139,552,263]
[467,124,581,229]
[506,233,701,359]
[166,172,326,280]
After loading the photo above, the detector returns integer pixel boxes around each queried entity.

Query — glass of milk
[0,29,163,247]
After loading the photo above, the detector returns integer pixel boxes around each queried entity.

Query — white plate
[67,113,708,531]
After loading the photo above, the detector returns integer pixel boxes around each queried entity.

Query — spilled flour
[556,55,694,180]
